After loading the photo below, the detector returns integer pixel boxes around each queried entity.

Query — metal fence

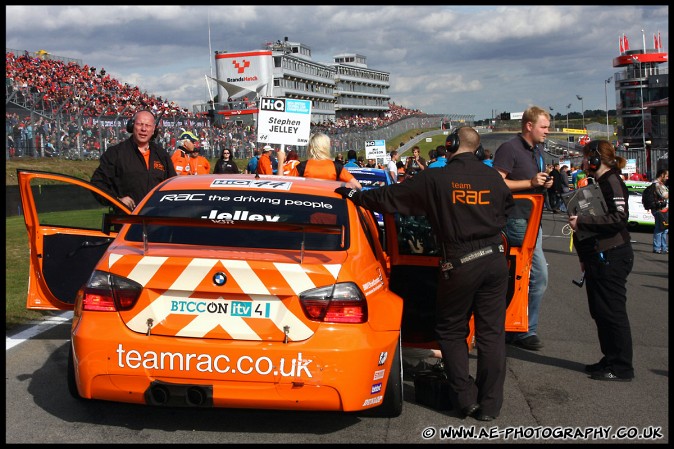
[7,81,446,162]
[544,128,667,178]
[320,115,446,160]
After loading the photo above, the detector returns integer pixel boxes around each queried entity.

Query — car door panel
[42,233,114,305]
[17,169,130,310]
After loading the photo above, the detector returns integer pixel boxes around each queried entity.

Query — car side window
[28,177,123,230]
[356,205,383,262]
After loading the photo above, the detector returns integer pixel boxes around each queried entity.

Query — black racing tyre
[67,342,83,400]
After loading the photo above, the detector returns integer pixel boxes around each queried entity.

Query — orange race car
[17,170,542,416]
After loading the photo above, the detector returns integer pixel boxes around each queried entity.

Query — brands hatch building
[198,37,391,125]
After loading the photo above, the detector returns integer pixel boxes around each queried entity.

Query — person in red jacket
[282,149,301,176]
[172,131,210,175]
[256,145,274,174]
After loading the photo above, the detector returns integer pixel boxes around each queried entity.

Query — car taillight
[299,282,367,323]
[79,270,142,312]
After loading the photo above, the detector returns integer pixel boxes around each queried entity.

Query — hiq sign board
[365,140,386,161]
[257,97,312,146]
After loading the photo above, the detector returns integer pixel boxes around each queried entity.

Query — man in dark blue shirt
[492,105,553,351]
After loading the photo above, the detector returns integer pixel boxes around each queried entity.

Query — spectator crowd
[6,50,426,161]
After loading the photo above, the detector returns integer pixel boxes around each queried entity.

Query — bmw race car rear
[69,175,403,415]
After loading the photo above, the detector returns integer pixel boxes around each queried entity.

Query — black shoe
[475,412,497,421]
[511,335,543,351]
[584,361,607,373]
[461,403,480,419]
[590,369,633,382]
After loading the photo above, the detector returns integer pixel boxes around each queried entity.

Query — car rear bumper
[72,313,399,412]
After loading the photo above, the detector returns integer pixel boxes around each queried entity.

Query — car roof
[155,174,342,195]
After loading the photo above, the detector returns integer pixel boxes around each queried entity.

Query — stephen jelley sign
[257,97,312,146]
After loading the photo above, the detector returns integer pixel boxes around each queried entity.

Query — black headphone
[446,127,485,159]
[587,140,601,170]
[475,143,485,161]
[446,128,460,153]
[126,110,159,140]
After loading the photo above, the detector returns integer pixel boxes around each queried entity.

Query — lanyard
[533,146,544,173]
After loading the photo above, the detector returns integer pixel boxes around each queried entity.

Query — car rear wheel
[367,335,403,417]
[67,342,83,400]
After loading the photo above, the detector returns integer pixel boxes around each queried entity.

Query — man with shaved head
[91,109,176,210]
[335,126,514,421]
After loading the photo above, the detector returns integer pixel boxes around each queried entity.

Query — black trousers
[584,244,635,378]
[435,252,508,416]
[549,190,562,210]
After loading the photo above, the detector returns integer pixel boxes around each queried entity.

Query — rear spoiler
[102,214,345,262]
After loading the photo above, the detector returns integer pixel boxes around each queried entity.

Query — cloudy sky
[6,5,668,121]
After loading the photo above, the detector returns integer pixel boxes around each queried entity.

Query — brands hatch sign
[257,97,312,146]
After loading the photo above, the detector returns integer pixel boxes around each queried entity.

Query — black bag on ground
[413,360,453,410]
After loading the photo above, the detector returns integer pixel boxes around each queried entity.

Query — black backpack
[641,182,658,211]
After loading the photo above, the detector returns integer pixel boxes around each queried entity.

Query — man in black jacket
[548,162,564,213]
[91,110,176,210]
[335,127,513,421]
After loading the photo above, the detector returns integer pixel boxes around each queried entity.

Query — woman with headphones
[568,140,634,382]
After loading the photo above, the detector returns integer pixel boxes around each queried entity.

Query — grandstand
[6,48,442,161]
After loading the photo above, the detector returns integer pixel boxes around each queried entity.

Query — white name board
[624,159,637,175]
[365,140,386,161]
[257,97,312,146]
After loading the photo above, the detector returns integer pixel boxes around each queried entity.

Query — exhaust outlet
[186,386,206,406]
[149,385,170,405]
[144,380,214,407]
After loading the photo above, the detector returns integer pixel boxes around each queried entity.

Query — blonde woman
[295,133,362,189]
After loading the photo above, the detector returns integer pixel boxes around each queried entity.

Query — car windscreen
[124,189,349,251]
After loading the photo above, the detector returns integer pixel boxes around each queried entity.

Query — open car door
[383,194,544,350]
[16,169,131,310]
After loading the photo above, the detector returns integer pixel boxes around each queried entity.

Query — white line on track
[6,311,73,351]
